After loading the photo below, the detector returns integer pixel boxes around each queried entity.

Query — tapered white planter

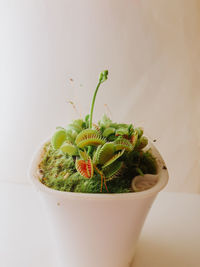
[29,140,168,267]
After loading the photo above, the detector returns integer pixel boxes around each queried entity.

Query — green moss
[39,141,157,194]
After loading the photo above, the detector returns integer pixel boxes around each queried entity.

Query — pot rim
[28,137,169,200]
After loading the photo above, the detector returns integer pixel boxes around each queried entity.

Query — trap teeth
[75,129,105,149]
[75,157,94,179]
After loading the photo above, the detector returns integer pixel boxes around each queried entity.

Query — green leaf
[102,127,116,137]
[79,150,89,161]
[103,149,125,168]
[60,142,78,156]
[66,123,82,133]
[114,138,133,152]
[51,129,67,149]
[116,128,129,136]
[97,143,115,165]
[98,114,112,128]
[135,127,143,139]
[73,119,84,129]
[136,136,148,150]
[103,161,123,180]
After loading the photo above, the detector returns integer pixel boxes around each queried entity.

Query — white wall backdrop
[0,0,200,193]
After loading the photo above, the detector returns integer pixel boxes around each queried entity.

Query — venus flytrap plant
[40,70,157,193]
[30,71,169,267]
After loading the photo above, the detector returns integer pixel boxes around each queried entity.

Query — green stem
[89,81,101,128]
[89,70,108,129]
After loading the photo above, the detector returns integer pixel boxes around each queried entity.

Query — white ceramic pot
[29,140,168,267]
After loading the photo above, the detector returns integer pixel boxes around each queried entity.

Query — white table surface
[0,181,200,267]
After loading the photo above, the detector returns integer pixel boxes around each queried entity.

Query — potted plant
[29,70,168,267]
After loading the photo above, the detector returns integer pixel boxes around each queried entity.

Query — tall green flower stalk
[89,70,108,128]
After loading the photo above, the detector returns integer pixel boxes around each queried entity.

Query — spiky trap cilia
[39,70,157,193]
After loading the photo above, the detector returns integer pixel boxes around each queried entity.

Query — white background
[1,0,200,193]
